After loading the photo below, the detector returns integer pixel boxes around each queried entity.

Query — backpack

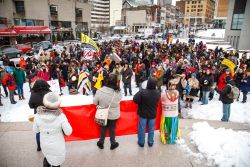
[227,84,240,100]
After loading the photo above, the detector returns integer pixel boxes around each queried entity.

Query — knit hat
[191,73,197,78]
[43,92,61,110]
[152,62,156,66]
[225,68,231,73]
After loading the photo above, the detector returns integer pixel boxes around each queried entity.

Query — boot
[0,102,3,106]
[19,96,22,100]
[110,142,119,150]
[22,95,25,100]
[185,102,188,108]
[97,140,104,149]
[37,145,41,152]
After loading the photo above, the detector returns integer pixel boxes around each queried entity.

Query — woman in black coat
[29,79,51,151]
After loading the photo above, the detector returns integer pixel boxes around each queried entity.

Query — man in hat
[121,62,133,96]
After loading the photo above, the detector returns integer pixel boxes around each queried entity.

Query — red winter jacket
[2,74,16,90]
[218,73,233,91]
[37,69,50,81]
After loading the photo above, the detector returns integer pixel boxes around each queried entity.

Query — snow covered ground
[187,122,250,167]
[181,92,250,124]
[1,78,250,124]
[195,29,225,39]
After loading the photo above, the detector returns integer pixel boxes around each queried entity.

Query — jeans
[202,91,210,105]
[242,91,248,102]
[99,119,117,144]
[123,82,132,95]
[9,89,15,103]
[16,83,24,96]
[222,103,231,121]
[138,117,156,145]
[36,132,40,148]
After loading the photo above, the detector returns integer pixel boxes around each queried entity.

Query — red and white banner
[61,100,162,142]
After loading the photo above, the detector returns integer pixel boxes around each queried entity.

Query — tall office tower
[90,0,110,28]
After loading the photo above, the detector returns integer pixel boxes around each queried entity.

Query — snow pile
[196,29,225,39]
[182,93,250,124]
[190,122,250,167]
[176,139,204,160]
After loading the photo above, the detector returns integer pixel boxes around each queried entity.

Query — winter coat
[112,67,122,80]
[133,77,161,119]
[121,67,133,84]
[234,72,244,88]
[29,79,51,114]
[186,77,199,99]
[0,70,7,84]
[218,73,233,91]
[2,73,16,90]
[19,59,27,70]
[155,69,164,87]
[200,74,214,92]
[13,69,26,84]
[93,86,122,120]
[240,76,250,92]
[33,107,72,166]
[37,69,50,81]
[215,85,233,104]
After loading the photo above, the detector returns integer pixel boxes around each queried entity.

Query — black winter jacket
[133,77,161,119]
[215,84,234,104]
[28,79,51,114]
[201,74,214,91]
[121,68,133,84]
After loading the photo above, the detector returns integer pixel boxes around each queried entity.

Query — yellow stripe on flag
[221,58,236,76]
[80,33,99,52]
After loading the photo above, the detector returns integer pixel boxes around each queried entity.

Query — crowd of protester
[0,39,250,109]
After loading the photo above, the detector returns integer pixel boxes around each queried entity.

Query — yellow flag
[221,58,236,76]
[80,33,99,52]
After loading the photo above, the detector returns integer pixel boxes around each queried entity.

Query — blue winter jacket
[240,76,250,92]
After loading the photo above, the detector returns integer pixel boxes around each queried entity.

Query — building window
[231,14,244,30]
[77,0,88,2]
[50,5,58,16]
[15,1,25,13]
[75,8,82,17]
[187,9,189,12]
[14,19,44,26]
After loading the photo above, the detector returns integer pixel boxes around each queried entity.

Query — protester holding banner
[133,77,161,147]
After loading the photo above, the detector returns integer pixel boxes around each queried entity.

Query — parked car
[108,34,121,41]
[26,41,52,55]
[16,44,32,53]
[0,46,23,59]
[121,34,133,42]
[134,33,144,39]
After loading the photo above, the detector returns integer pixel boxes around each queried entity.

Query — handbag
[94,92,115,126]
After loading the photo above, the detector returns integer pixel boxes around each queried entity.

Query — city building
[176,0,215,27]
[225,0,250,50]
[157,0,172,5]
[0,0,91,41]
[89,0,110,31]
[121,0,159,33]
[213,0,228,28]
[110,0,122,26]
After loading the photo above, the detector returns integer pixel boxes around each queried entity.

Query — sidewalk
[0,119,249,167]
